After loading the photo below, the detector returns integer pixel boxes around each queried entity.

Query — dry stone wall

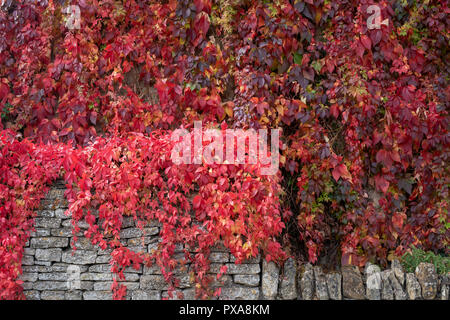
[20,183,449,300]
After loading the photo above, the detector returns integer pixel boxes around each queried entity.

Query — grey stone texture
[381,270,394,300]
[406,272,421,300]
[233,275,260,287]
[415,262,438,300]
[299,263,314,300]
[326,272,342,300]
[342,265,365,299]
[279,258,297,300]
[20,184,449,300]
[313,266,329,300]
[261,260,279,299]
[365,262,381,300]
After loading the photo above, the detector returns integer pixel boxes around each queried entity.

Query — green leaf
[293,52,303,65]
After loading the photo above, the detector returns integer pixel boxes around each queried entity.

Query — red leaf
[326,59,335,73]
[90,112,97,125]
[256,102,269,115]
[193,195,202,209]
[392,212,405,230]
[391,150,401,163]
[0,82,9,100]
[361,35,372,51]
[330,104,340,118]
[375,175,389,193]
[370,30,382,46]
[376,149,393,169]
[355,43,365,58]
[332,164,352,182]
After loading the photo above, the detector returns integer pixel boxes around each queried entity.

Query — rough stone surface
[40,291,65,300]
[210,252,229,263]
[220,286,260,300]
[65,291,82,300]
[326,272,342,300]
[54,209,69,219]
[119,228,143,239]
[314,266,329,300]
[389,270,407,300]
[161,289,196,300]
[140,275,168,290]
[24,290,40,300]
[381,270,394,300]
[51,228,74,237]
[83,291,113,300]
[261,260,279,299]
[440,275,449,300]
[35,248,62,262]
[406,273,421,300]
[94,281,139,291]
[415,263,438,300]
[31,229,51,237]
[280,258,297,300]
[22,255,34,265]
[365,262,381,300]
[31,237,68,248]
[342,266,365,299]
[38,273,68,281]
[233,275,260,287]
[225,263,261,275]
[229,255,261,264]
[62,250,97,265]
[20,184,448,300]
[24,248,36,255]
[71,237,97,250]
[299,263,314,300]
[132,290,161,300]
[80,273,113,281]
[391,259,405,286]
[33,281,68,291]
[20,272,38,282]
[34,218,62,229]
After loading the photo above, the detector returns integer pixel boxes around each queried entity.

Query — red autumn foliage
[0,0,448,299]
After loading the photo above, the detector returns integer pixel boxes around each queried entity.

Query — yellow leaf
[276,104,284,115]
[224,105,233,118]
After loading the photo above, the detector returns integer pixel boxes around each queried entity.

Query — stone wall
[20,183,449,300]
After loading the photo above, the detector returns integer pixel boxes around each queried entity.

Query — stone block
[83,291,113,300]
[280,258,297,300]
[62,250,97,264]
[41,291,65,300]
[34,217,62,229]
[342,265,365,300]
[415,263,438,300]
[132,290,161,300]
[233,275,260,287]
[327,272,342,300]
[30,237,69,248]
[35,248,62,262]
[140,275,169,290]
[219,286,260,300]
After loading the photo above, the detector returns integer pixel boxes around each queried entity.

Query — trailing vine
[0,0,448,299]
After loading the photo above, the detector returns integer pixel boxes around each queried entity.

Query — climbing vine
[0,0,448,299]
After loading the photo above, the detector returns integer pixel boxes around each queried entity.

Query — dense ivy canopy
[0,0,448,299]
